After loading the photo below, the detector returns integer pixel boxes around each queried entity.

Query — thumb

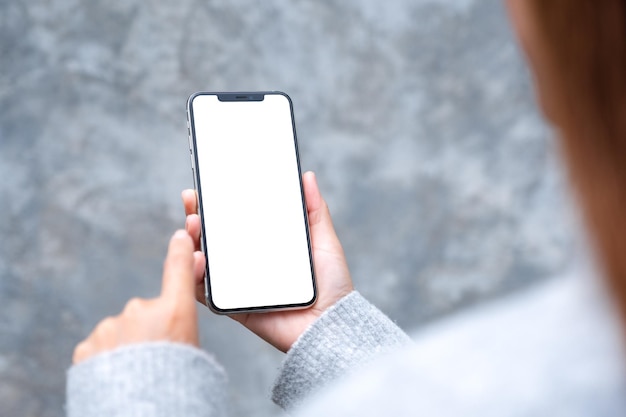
[161,230,196,302]
[302,171,342,250]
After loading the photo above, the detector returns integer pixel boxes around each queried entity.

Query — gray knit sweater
[66,292,409,417]
[66,277,626,416]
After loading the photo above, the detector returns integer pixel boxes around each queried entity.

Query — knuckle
[72,341,90,363]
[95,316,117,336]
[123,297,146,315]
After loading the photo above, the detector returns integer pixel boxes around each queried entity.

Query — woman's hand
[182,171,354,352]
[72,230,202,364]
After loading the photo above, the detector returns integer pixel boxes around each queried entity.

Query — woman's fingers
[193,251,206,284]
[182,191,206,304]
[72,230,201,365]
[193,251,207,305]
[302,171,343,251]
[161,230,196,304]
[185,214,202,251]
[181,189,198,216]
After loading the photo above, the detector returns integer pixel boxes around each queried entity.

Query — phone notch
[217,93,265,102]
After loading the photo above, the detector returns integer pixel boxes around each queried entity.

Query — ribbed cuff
[66,342,227,417]
[272,291,411,410]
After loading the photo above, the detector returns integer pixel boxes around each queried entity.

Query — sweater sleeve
[272,291,411,410]
[66,342,228,417]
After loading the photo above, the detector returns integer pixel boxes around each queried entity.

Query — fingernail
[174,230,188,239]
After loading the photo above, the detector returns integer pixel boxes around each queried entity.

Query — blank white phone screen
[190,94,315,311]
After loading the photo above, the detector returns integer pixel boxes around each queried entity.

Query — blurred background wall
[0,0,576,416]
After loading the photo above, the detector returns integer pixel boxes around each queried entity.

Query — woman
[66,1,626,415]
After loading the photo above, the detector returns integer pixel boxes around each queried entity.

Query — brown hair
[526,1,626,326]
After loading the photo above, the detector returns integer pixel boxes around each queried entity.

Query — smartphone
[186,91,317,314]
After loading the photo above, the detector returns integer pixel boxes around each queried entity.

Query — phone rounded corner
[301,283,318,309]
[187,91,208,110]
[206,297,230,315]
[306,293,318,309]
[272,90,293,104]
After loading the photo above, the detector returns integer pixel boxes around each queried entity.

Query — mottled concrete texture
[1,1,576,416]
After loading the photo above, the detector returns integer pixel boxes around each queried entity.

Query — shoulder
[296,275,626,416]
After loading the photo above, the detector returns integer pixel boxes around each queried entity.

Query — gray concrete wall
[0,1,575,416]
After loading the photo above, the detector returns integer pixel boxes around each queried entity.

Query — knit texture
[66,342,227,417]
[293,275,626,417]
[272,291,411,410]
